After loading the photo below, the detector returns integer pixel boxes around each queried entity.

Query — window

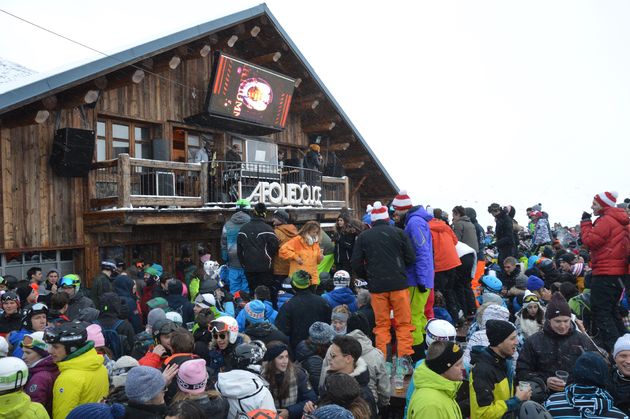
[173,129,215,163]
[0,250,76,279]
[96,118,159,161]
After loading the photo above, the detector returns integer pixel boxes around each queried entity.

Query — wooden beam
[302,121,336,133]
[249,52,282,65]
[339,154,368,164]
[293,92,324,103]
[291,99,319,112]
[118,154,131,208]
[351,175,368,196]
[342,161,365,169]
[325,142,350,151]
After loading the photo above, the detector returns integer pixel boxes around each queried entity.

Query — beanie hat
[481,304,510,328]
[291,270,311,290]
[532,203,542,212]
[594,191,618,208]
[177,359,209,395]
[263,343,288,362]
[309,143,320,152]
[311,404,354,419]
[125,366,166,403]
[16,285,32,305]
[527,275,545,291]
[147,308,166,330]
[309,321,335,345]
[248,409,281,419]
[111,355,139,387]
[392,190,413,211]
[370,201,389,222]
[560,253,576,264]
[147,296,168,310]
[67,403,126,419]
[425,341,464,375]
[333,270,351,288]
[365,204,373,214]
[614,334,630,358]
[522,290,542,310]
[331,307,350,324]
[244,300,266,324]
[545,292,572,320]
[273,209,290,224]
[486,320,516,347]
[253,202,267,218]
[572,351,609,387]
[86,323,105,348]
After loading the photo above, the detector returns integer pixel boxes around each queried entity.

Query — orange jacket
[429,219,461,272]
[279,235,323,284]
[273,224,299,276]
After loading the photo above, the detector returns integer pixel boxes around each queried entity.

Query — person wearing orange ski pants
[371,288,414,357]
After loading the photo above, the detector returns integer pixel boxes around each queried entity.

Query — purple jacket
[404,206,435,288]
[24,355,59,416]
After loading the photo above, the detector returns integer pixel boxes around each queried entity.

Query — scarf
[274,371,298,409]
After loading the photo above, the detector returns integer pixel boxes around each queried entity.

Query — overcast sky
[1,0,629,228]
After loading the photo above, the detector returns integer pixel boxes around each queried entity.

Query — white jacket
[216,369,276,418]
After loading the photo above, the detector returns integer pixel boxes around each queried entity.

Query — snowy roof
[0,3,398,192]
[0,58,35,87]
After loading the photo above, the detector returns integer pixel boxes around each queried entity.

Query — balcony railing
[89,154,349,210]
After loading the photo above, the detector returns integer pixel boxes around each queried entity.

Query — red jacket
[581,206,630,276]
[429,219,461,272]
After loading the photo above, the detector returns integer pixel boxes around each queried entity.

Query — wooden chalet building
[0,4,398,283]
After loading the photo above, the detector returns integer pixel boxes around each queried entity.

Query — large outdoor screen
[207,53,295,130]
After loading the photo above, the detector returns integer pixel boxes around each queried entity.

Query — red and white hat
[392,190,413,211]
[594,191,618,208]
[371,201,389,222]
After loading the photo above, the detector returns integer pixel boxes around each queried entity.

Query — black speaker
[50,128,95,177]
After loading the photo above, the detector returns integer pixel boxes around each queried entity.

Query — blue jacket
[322,288,358,312]
[236,300,277,331]
[9,328,30,358]
[113,275,143,333]
[277,292,293,309]
[545,385,628,419]
[404,206,434,288]
[221,211,251,268]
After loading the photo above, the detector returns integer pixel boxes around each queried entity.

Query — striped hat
[392,190,413,211]
[370,201,389,222]
[594,191,618,208]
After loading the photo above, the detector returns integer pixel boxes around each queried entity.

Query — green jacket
[469,346,520,419]
[0,391,49,419]
[53,343,109,419]
[407,362,462,419]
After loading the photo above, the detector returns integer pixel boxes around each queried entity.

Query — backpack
[95,319,126,359]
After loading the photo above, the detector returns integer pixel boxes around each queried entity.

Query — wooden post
[344,176,350,208]
[118,154,131,208]
[200,162,209,205]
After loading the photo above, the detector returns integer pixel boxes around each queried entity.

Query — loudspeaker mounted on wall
[49,128,95,177]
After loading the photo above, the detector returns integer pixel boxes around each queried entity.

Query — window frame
[96,118,156,161]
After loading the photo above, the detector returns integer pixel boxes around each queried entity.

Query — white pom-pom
[373,201,383,209]
[398,189,407,195]
[366,204,373,212]
[611,191,619,199]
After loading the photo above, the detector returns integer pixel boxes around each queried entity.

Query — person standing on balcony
[221,199,252,293]
[303,144,322,172]
[237,203,280,302]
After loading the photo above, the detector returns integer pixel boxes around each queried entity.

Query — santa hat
[594,191,618,208]
[370,201,389,222]
[392,190,413,211]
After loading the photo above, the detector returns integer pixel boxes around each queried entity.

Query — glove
[581,212,592,221]
[416,284,427,293]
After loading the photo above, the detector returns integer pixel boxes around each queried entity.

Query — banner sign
[246,181,322,207]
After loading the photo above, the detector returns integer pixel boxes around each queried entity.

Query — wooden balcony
[86,154,350,227]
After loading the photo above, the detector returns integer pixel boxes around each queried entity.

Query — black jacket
[244,322,289,346]
[516,321,597,389]
[275,289,332,351]
[494,210,515,250]
[0,312,21,336]
[237,218,279,273]
[320,359,377,419]
[303,150,321,171]
[165,281,195,324]
[295,340,324,394]
[611,367,630,415]
[123,402,167,419]
[334,230,358,272]
[97,292,136,356]
[495,210,514,249]
[351,220,415,294]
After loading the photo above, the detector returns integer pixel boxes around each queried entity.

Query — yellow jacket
[52,345,109,419]
[279,235,322,285]
[0,391,48,419]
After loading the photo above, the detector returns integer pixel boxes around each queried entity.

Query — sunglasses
[212,333,227,340]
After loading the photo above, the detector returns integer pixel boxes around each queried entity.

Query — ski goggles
[0,293,19,303]
[21,334,48,351]
[59,277,79,288]
[209,321,229,334]
[523,294,540,304]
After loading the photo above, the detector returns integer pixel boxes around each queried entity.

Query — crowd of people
[1,190,630,419]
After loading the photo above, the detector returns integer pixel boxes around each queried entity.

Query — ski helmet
[165,312,183,326]
[152,319,179,343]
[0,357,28,391]
[210,316,239,344]
[333,270,351,288]
[21,302,48,330]
[100,260,117,272]
[3,275,18,290]
[232,341,265,370]
[425,319,457,346]
[0,291,20,306]
[43,321,88,355]
[481,274,503,293]
[519,401,552,419]
[59,274,81,292]
[248,409,280,419]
